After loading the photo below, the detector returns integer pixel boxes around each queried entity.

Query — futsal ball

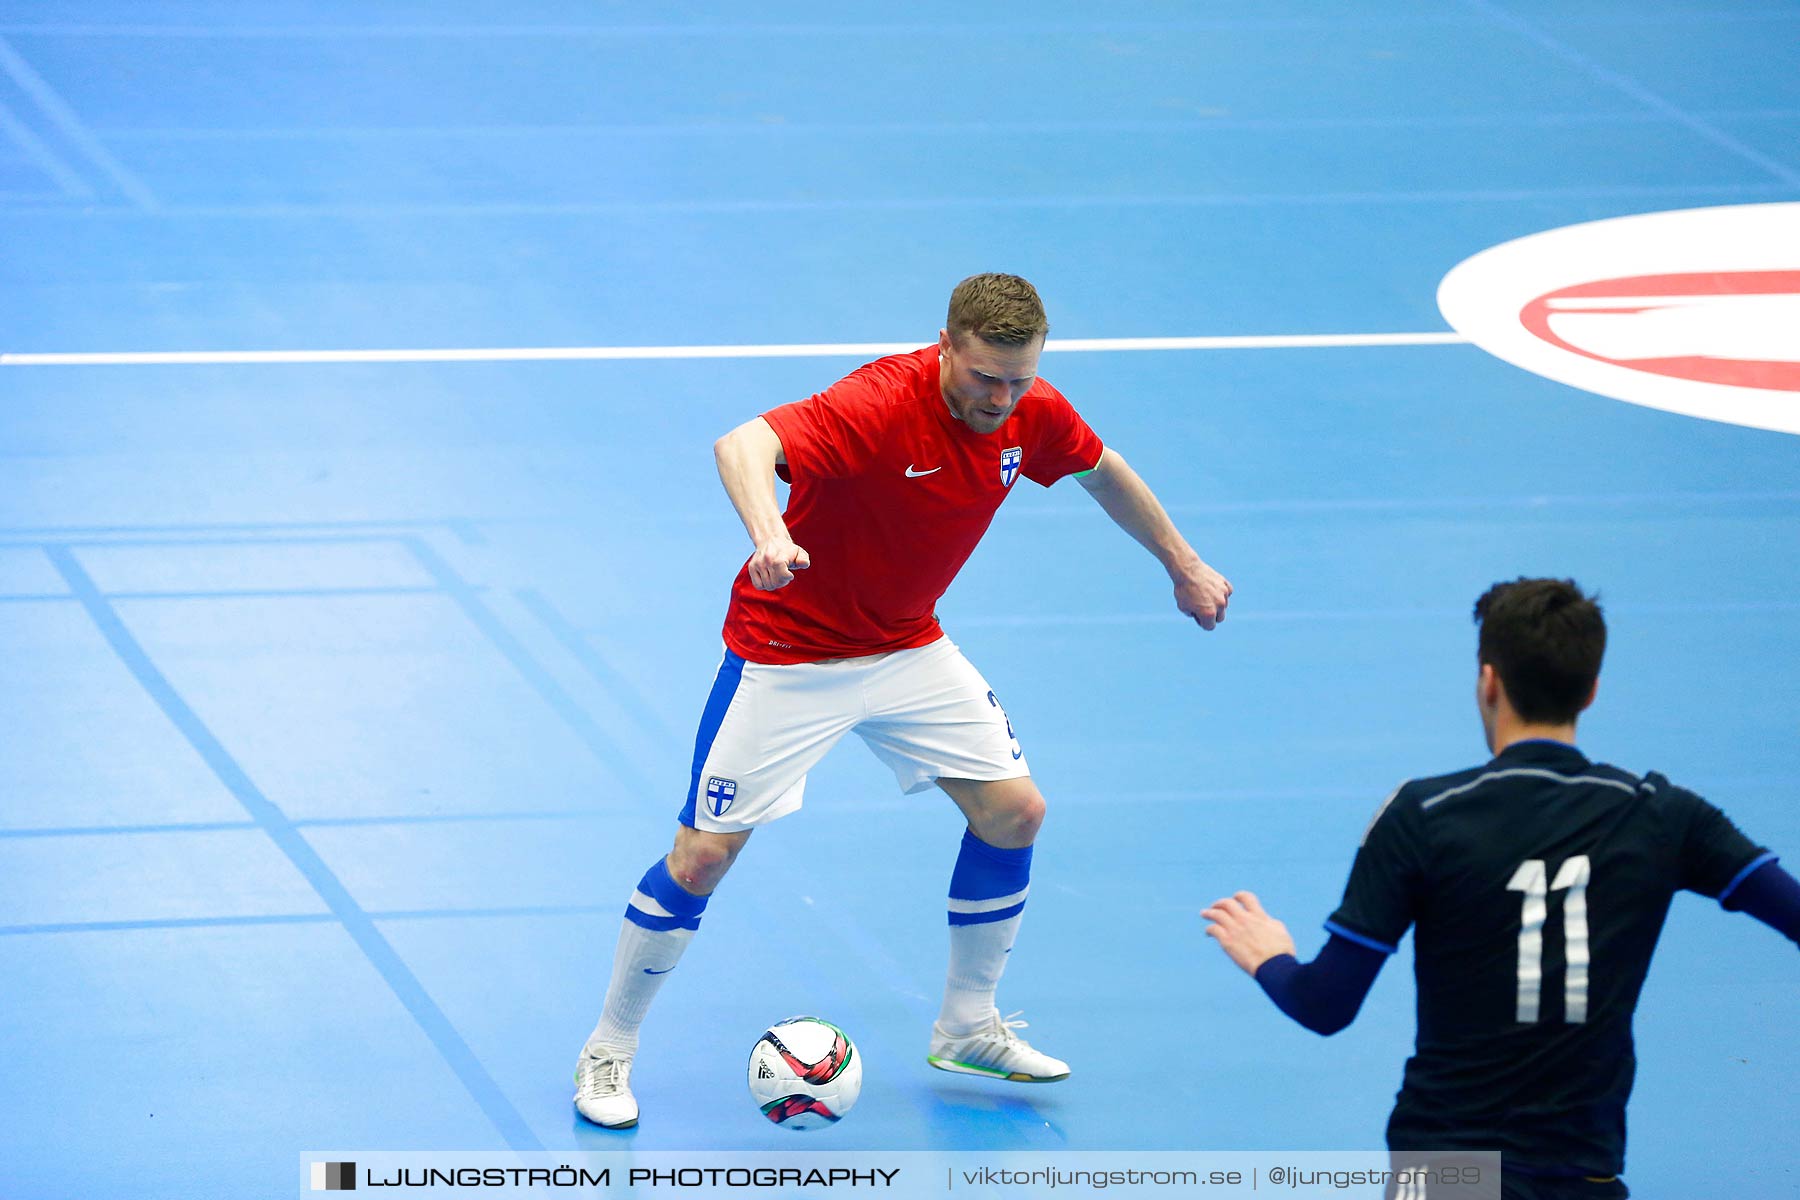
[747,1016,862,1129]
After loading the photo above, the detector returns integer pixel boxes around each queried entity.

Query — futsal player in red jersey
[573,274,1233,1127]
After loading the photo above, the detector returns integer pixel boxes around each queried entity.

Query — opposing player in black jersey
[1203,578,1800,1200]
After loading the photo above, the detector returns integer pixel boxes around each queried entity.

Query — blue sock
[941,830,1033,1034]
[626,858,709,931]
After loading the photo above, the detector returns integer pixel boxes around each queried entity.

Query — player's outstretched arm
[1076,448,1232,629]
[714,417,810,591]
[1203,891,1387,1036]
[1723,857,1800,947]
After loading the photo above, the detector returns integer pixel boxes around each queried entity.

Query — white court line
[0,331,1468,367]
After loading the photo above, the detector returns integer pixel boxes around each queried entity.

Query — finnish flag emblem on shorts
[1000,446,1022,487]
[706,776,738,818]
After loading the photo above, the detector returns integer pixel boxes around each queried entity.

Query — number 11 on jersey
[1506,855,1592,1024]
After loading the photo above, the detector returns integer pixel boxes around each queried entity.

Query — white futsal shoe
[927,1010,1070,1083]
[573,1051,638,1128]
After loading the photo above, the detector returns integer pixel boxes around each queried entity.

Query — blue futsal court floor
[2,3,1797,1197]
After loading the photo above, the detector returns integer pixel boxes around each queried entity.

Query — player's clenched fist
[748,536,811,591]
[1174,557,1232,630]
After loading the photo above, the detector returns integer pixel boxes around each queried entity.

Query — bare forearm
[714,419,789,546]
[1082,448,1232,629]
[1085,456,1199,575]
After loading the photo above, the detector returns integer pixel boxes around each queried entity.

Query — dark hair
[945,273,1049,346]
[1473,578,1606,723]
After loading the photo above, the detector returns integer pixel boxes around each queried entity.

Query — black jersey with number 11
[1326,739,1771,1180]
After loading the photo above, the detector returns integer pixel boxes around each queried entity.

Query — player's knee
[991,788,1045,845]
[1015,790,1046,841]
[668,845,729,894]
[669,829,745,895]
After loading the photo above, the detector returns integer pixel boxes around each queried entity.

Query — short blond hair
[946,273,1048,346]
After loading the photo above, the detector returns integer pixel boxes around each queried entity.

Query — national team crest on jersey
[706,776,738,818]
[1000,446,1022,487]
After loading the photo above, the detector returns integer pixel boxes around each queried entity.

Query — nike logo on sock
[643,967,674,975]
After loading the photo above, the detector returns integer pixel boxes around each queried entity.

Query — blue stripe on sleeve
[1718,851,1778,905]
[1718,857,1800,947]
[1322,919,1399,956]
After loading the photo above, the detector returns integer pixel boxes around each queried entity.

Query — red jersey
[722,346,1104,664]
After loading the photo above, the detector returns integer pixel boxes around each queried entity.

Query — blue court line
[0,17,1487,40]
[1020,488,1800,519]
[239,486,1798,539]
[821,787,1387,817]
[1565,9,1800,24]
[291,809,604,829]
[115,585,446,601]
[130,584,444,602]
[40,543,542,1153]
[375,903,616,922]
[10,784,1533,841]
[0,811,608,840]
[447,518,487,547]
[1604,601,1800,616]
[0,517,483,538]
[849,782,1798,813]
[400,536,657,796]
[1463,0,1800,188]
[514,587,679,749]
[957,601,1800,629]
[0,820,260,839]
[92,111,1796,140]
[0,532,406,550]
[0,790,1435,839]
[0,585,451,604]
[0,913,338,937]
[0,35,157,209]
[5,181,1788,221]
[0,903,617,939]
[0,96,91,198]
[7,9,1793,40]
[15,525,649,795]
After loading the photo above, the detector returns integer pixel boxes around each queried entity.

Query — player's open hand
[748,536,811,591]
[1202,890,1297,976]
[1173,557,1232,630]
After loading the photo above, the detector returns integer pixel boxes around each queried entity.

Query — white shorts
[679,636,1030,834]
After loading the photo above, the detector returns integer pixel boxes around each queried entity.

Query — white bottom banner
[300,1151,1502,1199]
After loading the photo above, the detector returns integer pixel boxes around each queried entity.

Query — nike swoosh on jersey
[904,465,942,477]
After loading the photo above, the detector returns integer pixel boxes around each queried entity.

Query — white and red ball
[747,1017,862,1129]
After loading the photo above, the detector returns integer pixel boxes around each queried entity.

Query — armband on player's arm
[1720,856,1800,947]
[1252,933,1389,1036]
